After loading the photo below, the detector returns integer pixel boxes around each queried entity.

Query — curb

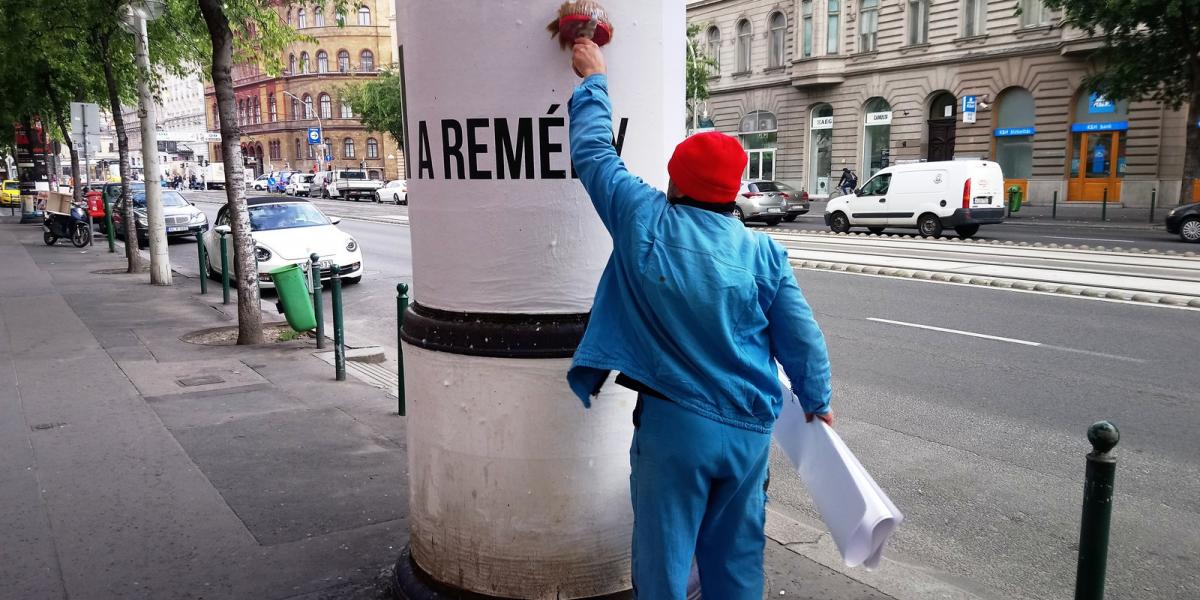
[764,228,1199,258]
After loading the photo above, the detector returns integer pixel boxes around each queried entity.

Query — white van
[824,160,1005,238]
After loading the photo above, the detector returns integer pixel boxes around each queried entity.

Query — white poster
[865,111,892,126]
[812,116,834,129]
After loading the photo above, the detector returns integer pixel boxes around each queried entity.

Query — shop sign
[1088,93,1115,114]
[1071,121,1128,133]
[994,127,1035,137]
[962,95,977,124]
[865,111,892,126]
[811,116,834,129]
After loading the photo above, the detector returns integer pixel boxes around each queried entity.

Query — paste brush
[547,0,614,49]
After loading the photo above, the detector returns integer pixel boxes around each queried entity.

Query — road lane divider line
[866,318,1042,346]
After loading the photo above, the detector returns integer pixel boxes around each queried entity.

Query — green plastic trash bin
[269,264,318,332]
[1007,186,1023,213]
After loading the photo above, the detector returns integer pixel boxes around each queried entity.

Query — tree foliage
[686,23,717,105]
[342,67,404,147]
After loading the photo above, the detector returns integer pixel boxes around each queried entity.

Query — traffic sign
[325,155,333,162]
[307,128,322,145]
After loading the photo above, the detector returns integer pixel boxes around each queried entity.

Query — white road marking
[1042,235,1140,244]
[866,317,1146,363]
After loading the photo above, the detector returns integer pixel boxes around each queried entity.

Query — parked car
[285,173,315,197]
[752,180,809,222]
[2,179,21,206]
[325,169,383,201]
[203,197,363,287]
[1165,201,1200,243]
[375,179,407,204]
[251,174,272,191]
[733,181,788,225]
[109,189,208,245]
[100,181,145,217]
[824,160,1006,238]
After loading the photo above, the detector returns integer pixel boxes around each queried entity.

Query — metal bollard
[1149,189,1156,224]
[197,234,207,295]
[1074,421,1119,600]
[104,198,116,253]
[1101,187,1109,222]
[219,231,230,305]
[396,282,409,416]
[310,253,325,350]
[1052,190,1058,220]
[331,265,345,381]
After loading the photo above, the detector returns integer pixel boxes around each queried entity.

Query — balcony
[790,55,846,88]
[1058,24,1104,56]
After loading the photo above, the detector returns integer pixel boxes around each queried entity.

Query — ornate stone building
[205,0,404,182]
[688,0,1193,206]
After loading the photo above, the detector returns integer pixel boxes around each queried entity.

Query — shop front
[862,97,892,178]
[808,104,833,196]
[1067,93,1127,202]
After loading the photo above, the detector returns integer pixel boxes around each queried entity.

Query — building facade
[205,0,404,181]
[687,0,1193,206]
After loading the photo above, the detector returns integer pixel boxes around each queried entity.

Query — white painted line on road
[867,318,1041,346]
[1041,235,1140,244]
[866,318,1146,363]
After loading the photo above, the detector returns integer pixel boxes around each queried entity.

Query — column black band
[400,302,588,359]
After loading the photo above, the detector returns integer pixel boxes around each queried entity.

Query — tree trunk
[99,32,141,272]
[53,112,81,204]
[1181,83,1200,207]
[198,0,264,345]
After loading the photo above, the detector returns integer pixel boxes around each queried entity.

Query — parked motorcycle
[43,205,91,248]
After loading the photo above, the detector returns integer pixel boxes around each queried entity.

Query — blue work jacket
[566,75,831,434]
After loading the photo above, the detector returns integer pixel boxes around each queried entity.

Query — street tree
[1041,0,1200,205]
[342,67,404,150]
[685,23,717,131]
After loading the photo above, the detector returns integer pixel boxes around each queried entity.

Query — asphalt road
[162,191,1198,599]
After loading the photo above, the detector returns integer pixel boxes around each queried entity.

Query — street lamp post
[282,90,324,172]
[120,0,171,285]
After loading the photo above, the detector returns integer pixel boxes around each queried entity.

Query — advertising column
[395,1,684,597]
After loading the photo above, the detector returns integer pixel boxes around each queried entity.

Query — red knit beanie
[667,132,748,204]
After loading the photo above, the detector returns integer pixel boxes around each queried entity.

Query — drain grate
[176,375,226,387]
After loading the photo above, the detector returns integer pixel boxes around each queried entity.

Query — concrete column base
[393,545,633,600]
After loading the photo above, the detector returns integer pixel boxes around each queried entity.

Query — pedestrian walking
[564,39,834,599]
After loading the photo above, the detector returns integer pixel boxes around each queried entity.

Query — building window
[297,8,306,28]
[291,98,300,120]
[268,94,277,122]
[705,26,721,75]
[768,12,786,68]
[337,49,350,72]
[302,95,314,120]
[340,100,353,119]
[317,50,328,73]
[286,8,292,26]
[739,110,777,180]
[859,0,879,52]
[735,20,751,72]
[360,50,375,72]
[315,8,325,27]
[801,1,813,58]
[336,11,345,26]
[366,138,379,159]
[295,139,301,160]
[289,54,296,74]
[994,88,1035,180]
[343,138,355,158]
[300,51,310,73]
[318,94,332,119]
[1019,0,1048,27]
[862,97,892,177]
[907,0,929,45]
[358,6,371,26]
[809,104,834,196]
[827,0,841,54]
[964,0,986,36]
[253,98,261,124]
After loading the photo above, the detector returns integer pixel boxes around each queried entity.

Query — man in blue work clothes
[565,39,835,598]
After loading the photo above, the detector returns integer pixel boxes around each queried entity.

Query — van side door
[847,173,892,225]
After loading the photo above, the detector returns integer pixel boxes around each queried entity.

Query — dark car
[769,181,811,222]
[109,189,208,245]
[1165,201,1200,242]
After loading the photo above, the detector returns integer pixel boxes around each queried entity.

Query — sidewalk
[0,220,904,600]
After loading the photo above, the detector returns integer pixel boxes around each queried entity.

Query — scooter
[43,205,91,248]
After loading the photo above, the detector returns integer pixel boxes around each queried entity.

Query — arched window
[705,26,721,75]
[366,138,379,159]
[268,93,277,122]
[337,49,350,72]
[809,104,834,195]
[315,9,325,27]
[994,87,1036,181]
[300,51,310,74]
[318,93,332,119]
[358,6,371,25]
[316,50,328,73]
[285,9,292,26]
[343,138,355,158]
[291,97,300,120]
[302,94,314,120]
[735,20,751,72]
[862,97,892,177]
[297,8,306,28]
[336,11,345,26]
[289,54,296,74]
[768,12,786,68]
[360,50,375,72]
[340,99,353,119]
[739,110,777,180]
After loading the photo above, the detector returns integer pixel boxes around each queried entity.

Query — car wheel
[764,217,782,226]
[394,193,401,205]
[868,227,886,235]
[733,205,745,223]
[954,224,980,239]
[1180,217,1200,243]
[783,215,797,223]
[917,213,943,238]
[829,211,851,233]
[43,231,57,245]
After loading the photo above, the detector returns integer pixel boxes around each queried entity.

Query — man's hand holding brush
[572,37,606,78]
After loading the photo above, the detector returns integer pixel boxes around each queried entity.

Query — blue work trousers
[630,394,771,599]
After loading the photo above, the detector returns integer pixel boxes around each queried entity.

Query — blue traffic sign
[325,155,333,162]
[307,128,321,144]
